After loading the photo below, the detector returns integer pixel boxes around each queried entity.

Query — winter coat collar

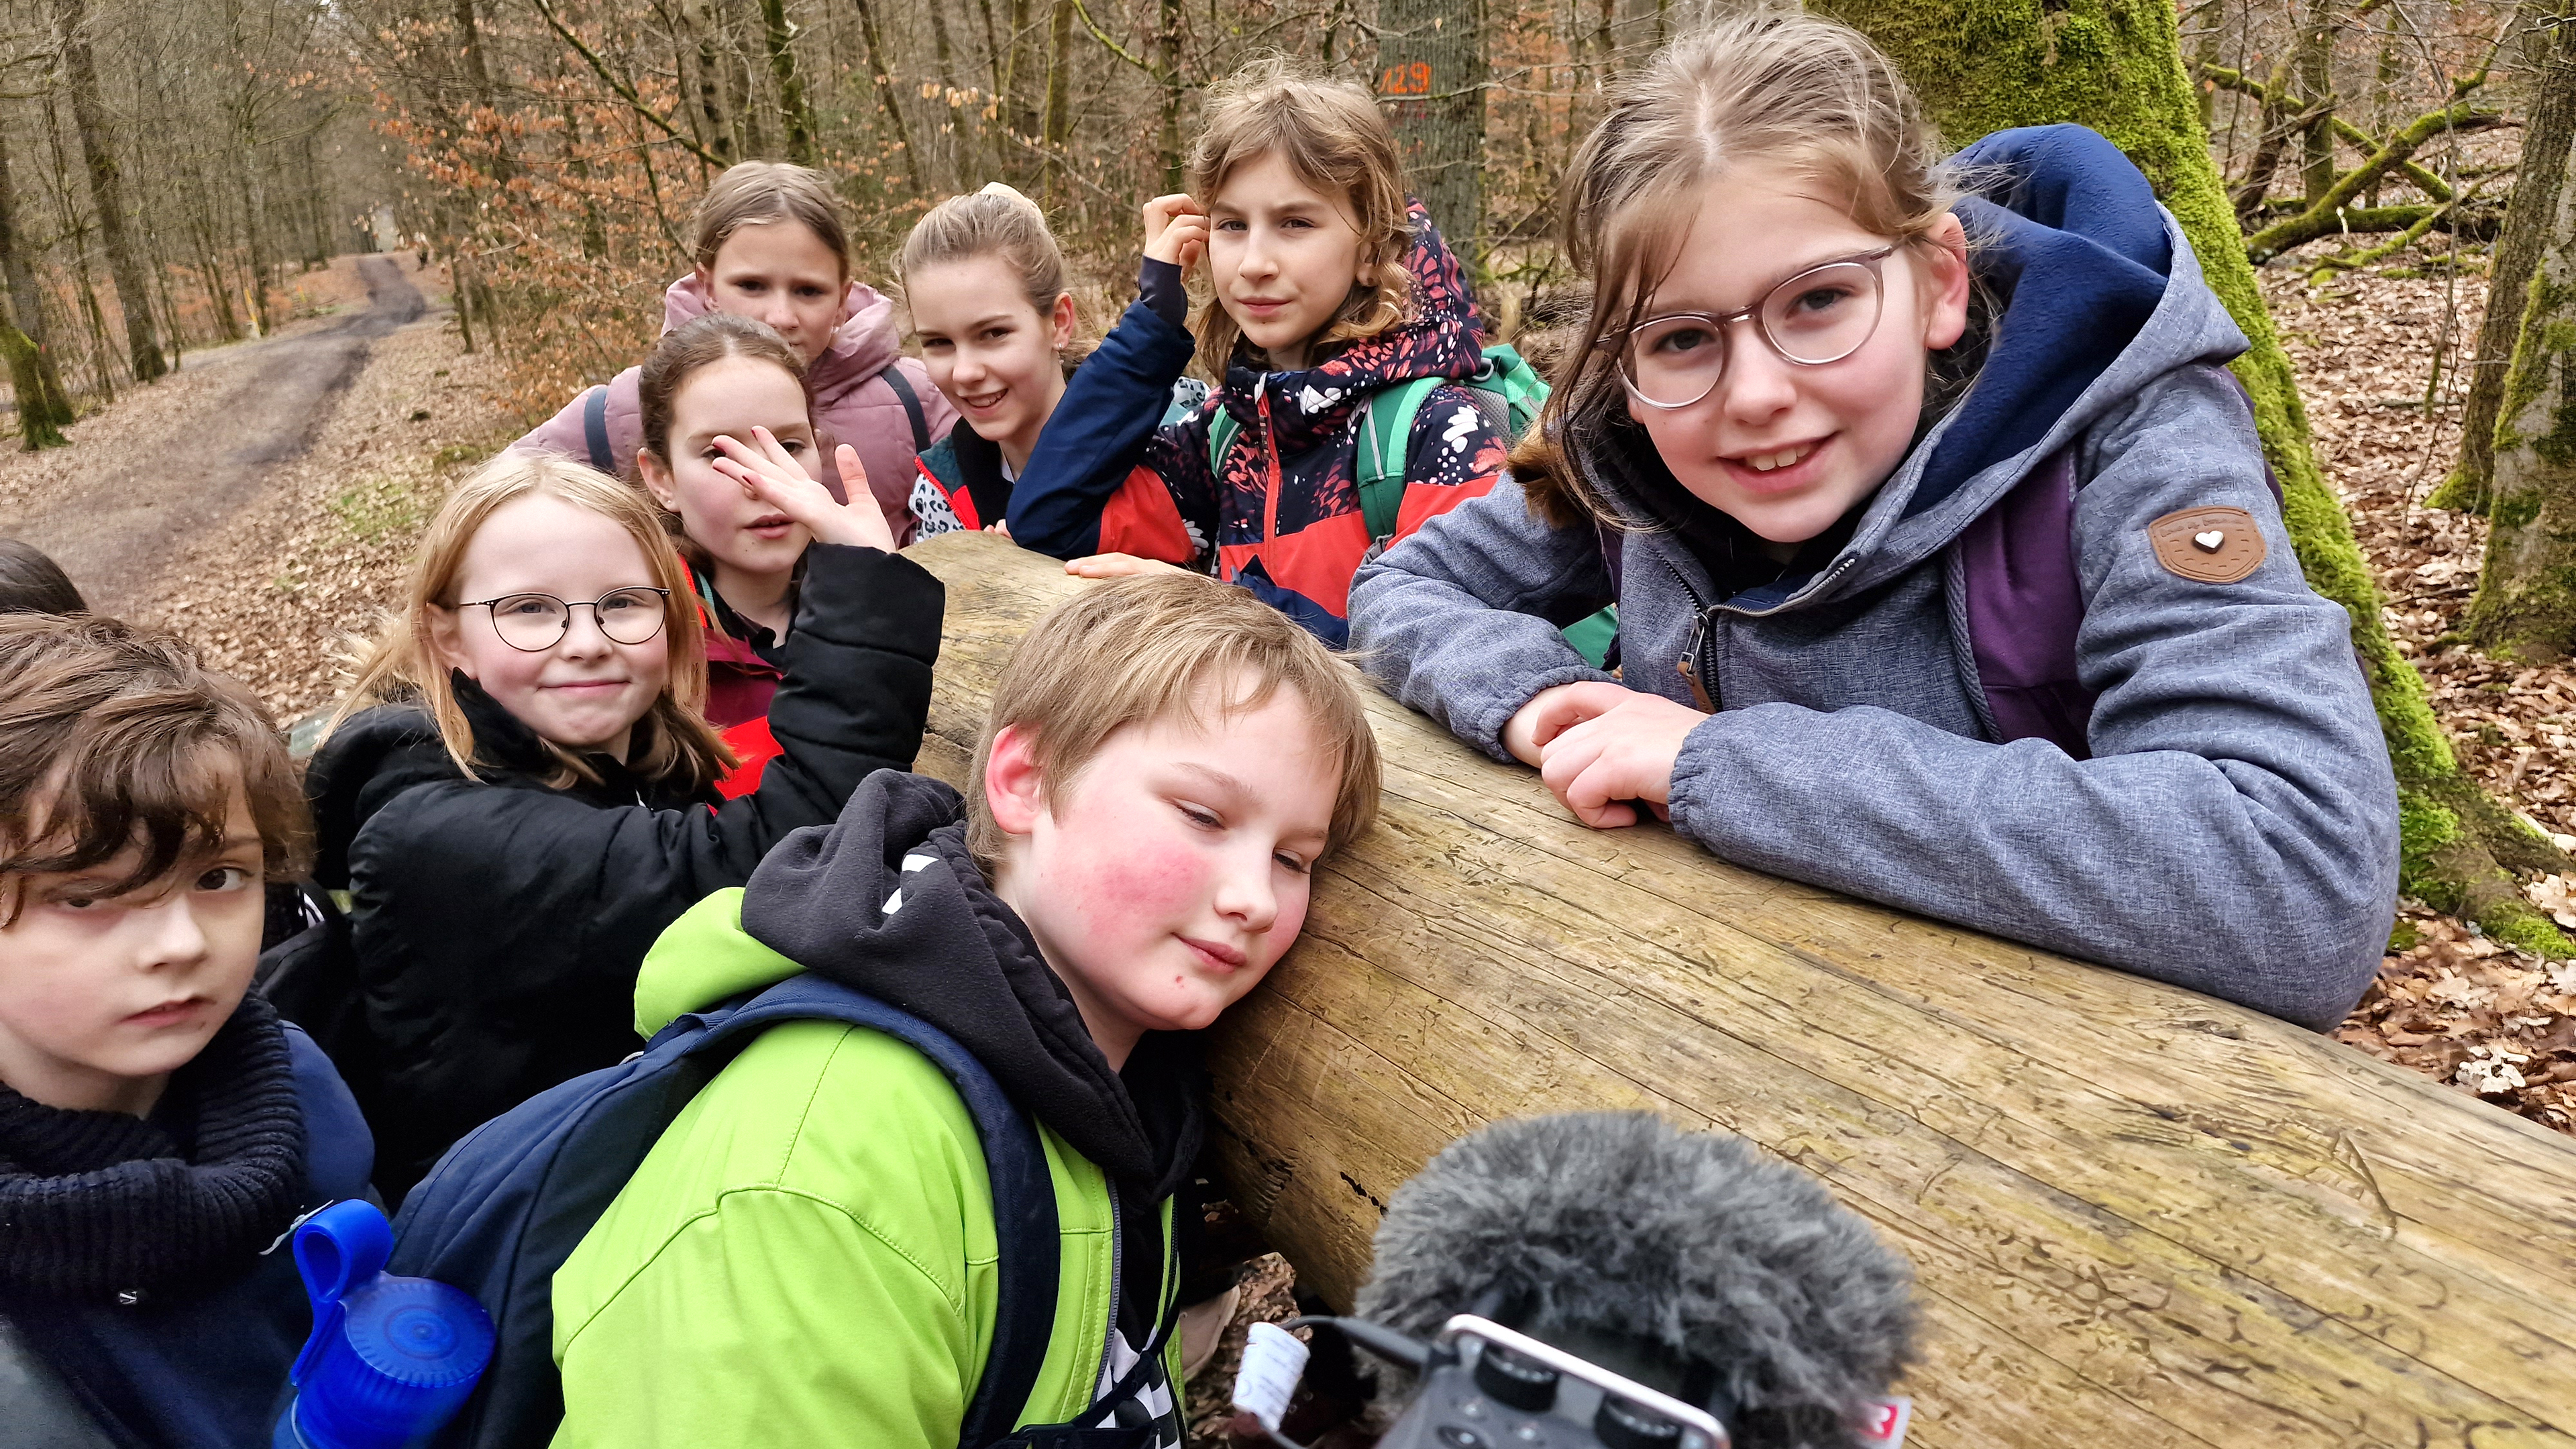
[737,771,1204,1199]
[0,991,305,1302]
[1216,201,1486,458]
[660,272,907,407]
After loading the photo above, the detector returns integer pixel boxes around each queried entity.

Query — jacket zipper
[1095,1178,1124,1412]
[1664,551,1862,713]
[1256,381,1286,550]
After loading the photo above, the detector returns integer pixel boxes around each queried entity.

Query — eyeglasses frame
[457,587,675,653]
[1609,246,1901,411]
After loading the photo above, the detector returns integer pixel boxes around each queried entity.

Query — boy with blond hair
[550,572,1381,1448]
[0,615,374,1447]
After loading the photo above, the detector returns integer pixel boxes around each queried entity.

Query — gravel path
[0,256,425,615]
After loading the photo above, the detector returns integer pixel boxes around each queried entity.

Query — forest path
[0,256,425,614]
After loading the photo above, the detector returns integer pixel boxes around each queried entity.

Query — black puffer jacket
[303,543,943,1197]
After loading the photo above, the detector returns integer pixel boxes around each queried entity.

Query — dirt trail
[0,256,425,614]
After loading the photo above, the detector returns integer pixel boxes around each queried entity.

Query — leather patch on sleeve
[2149,506,2266,583]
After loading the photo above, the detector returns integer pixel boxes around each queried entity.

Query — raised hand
[710,429,896,553]
[1142,194,1210,273]
[1065,553,1188,580]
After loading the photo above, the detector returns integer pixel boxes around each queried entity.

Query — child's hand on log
[1066,549,1185,577]
[711,428,895,553]
[1143,194,1209,272]
[1511,681,1707,828]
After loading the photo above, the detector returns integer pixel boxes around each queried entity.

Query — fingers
[834,443,867,498]
[1524,680,1629,750]
[1066,553,1149,578]
[1538,731,1640,830]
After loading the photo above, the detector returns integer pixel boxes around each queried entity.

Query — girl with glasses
[301,449,941,1199]
[1348,12,2398,1030]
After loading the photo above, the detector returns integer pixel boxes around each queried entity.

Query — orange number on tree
[1379,61,1432,95]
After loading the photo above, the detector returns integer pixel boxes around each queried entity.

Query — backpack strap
[879,364,932,453]
[690,977,1059,1448]
[581,384,614,474]
[1356,376,1442,545]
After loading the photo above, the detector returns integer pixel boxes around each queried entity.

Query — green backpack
[1205,345,1616,666]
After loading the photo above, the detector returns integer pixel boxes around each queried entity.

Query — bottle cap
[286,1200,495,1449]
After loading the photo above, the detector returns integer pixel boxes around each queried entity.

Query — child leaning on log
[548,574,1380,1447]
[1347,11,2400,1029]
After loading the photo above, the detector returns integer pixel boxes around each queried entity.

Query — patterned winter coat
[1006,203,1509,644]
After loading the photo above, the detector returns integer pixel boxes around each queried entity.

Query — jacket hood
[1581,123,2247,615]
[1220,200,1487,457]
[664,771,1205,1197]
[661,272,908,407]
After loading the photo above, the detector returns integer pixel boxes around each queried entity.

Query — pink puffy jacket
[513,273,957,545]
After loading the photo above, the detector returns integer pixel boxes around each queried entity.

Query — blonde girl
[516,160,959,544]
[1002,57,1510,647]
[1348,11,2398,1029]
[305,447,941,1196]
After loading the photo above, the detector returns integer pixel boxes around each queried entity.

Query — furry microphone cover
[1352,1112,1919,1449]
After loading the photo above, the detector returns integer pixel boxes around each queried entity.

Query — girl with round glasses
[302,449,941,1198]
[1348,12,2398,1030]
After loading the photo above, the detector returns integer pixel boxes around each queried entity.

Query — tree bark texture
[1,322,66,448]
[906,530,2576,1449]
[2294,0,2337,202]
[759,0,819,164]
[50,0,164,383]
[2438,19,2576,512]
[849,0,926,190]
[0,123,73,432]
[2465,124,2576,662]
[1377,0,1483,260]
[1815,0,2576,953]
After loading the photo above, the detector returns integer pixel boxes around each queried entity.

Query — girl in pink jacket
[515,162,955,545]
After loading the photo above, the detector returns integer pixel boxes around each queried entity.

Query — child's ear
[1920,213,1972,352]
[637,449,682,513]
[982,724,1049,837]
[425,604,475,681]
[1049,290,1077,353]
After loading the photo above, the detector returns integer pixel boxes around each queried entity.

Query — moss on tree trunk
[1,321,65,449]
[1819,0,2573,955]
[2466,165,2576,662]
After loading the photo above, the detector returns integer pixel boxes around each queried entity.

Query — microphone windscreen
[1353,1112,1917,1449]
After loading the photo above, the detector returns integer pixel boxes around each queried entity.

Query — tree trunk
[757,0,818,165]
[1042,0,1074,202]
[1156,0,1183,191]
[1,322,66,449]
[0,121,73,431]
[2295,0,2337,203]
[2434,19,2576,513]
[2463,124,2576,663]
[1813,0,2574,951]
[849,0,925,190]
[906,529,2576,1449]
[49,0,164,383]
[1377,0,1485,261]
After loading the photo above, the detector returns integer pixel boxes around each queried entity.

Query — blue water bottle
[272,1199,495,1449]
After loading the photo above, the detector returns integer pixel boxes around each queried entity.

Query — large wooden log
[904,531,2576,1448]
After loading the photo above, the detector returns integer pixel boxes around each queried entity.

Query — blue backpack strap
[879,365,932,453]
[1953,447,2094,757]
[694,977,1059,1448]
[581,384,614,474]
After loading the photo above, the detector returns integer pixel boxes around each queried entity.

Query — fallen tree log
[904,531,2576,1448]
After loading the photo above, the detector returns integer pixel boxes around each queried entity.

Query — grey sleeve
[1349,476,1620,759]
[1665,366,2399,1029]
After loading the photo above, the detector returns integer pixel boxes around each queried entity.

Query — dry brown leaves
[2261,240,2576,1134]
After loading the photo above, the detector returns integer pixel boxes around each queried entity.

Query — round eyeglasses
[1611,247,1896,410]
[461,588,672,652]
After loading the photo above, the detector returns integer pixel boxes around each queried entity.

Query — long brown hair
[1186,57,1415,371]
[898,182,1088,366]
[634,313,811,564]
[1513,9,1962,528]
[325,452,737,792]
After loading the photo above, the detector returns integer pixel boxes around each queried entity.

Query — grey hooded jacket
[1349,201,2397,1031]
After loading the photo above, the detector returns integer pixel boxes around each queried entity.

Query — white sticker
[1230,1321,1311,1430]
[1857,1397,1913,1446]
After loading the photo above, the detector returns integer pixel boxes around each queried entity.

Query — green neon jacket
[549,773,1193,1447]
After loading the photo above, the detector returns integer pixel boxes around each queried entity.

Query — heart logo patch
[2149,506,2265,583]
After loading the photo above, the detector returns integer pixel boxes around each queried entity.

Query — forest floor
[2261,241,2576,1136]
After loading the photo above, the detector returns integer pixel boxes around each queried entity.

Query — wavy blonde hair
[898,182,1089,365]
[1187,56,1415,371]
[325,452,736,792]
[1513,9,1964,527]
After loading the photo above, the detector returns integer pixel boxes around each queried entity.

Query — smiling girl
[306,447,943,1197]
[1350,13,2399,1029]
[516,162,957,545]
[900,184,1199,559]
[999,58,1509,645]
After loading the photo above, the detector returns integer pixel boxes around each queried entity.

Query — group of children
[0,11,2398,1448]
